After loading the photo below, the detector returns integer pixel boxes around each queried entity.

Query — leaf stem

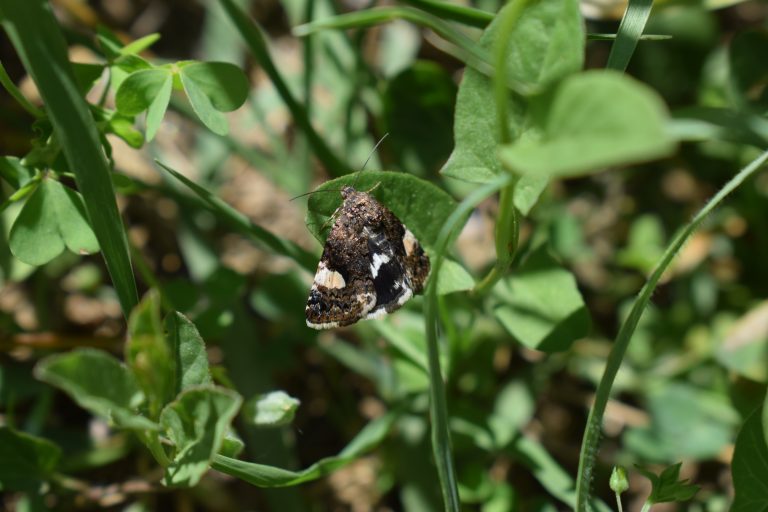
[574,147,768,510]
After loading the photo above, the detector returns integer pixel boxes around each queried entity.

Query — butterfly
[305,186,430,329]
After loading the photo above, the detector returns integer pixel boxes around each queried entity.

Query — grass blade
[605,0,654,71]
[424,173,512,511]
[574,147,768,510]
[1,0,138,316]
[156,161,317,272]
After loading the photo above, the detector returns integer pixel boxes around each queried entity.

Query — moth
[305,186,430,329]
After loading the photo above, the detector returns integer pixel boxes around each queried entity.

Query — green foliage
[243,391,301,427]
[1,0,767,510]
[635,462,700,505]
[0,428,61,492]
[731,405,768,512]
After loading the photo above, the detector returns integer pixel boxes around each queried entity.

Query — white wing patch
[312,262,346,289]
[370,253,391,278]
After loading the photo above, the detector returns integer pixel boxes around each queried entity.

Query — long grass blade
[574,147,768,510]
[605,0,654,71]
[1,0,138,316]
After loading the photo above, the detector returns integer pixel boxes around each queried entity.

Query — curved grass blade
[1,0,138,316]
[605,0,654,72]
[211,410,397,487]
[574,148,768,511]
[156,161,316,272]
[398,0,493,28]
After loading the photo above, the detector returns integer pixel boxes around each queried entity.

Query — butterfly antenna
[289,188,344,201]
[352,133,389,190]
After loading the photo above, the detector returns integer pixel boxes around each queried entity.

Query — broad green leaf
[731,406,768,512]
[436,259,475,295]
[488,380,534,448]
[160,387,242,487]
[0,428,61,492]
[499,71,676,178]
[211,410,397,487]
[115,68,173,116]
[441,0,584,183]
[493,246,589,352]
[178,61,249,112]
[9,178,100,266]
[513,173,549,216]
[145,74,172,141]
[180,70,228,136]
[34,348,156,430]
[165,311,212,393]
[616,214,666,273]
[635,462,699,504]
[243,391,300,427]
[2,0,139,316]
[306,171,458,254]
[126,291,174,418]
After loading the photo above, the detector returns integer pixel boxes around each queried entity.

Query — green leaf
[306,171,458,254]
[731,406,768,512]
[34,348,157,430]
[623,382,738,460]
[493,246,589,352]
[178,61,249,112]
[108,115,144,149]
[1,0,139,316]
[126,291,174,418]
[160,387,242,487]
[211,410,397,487]
[243,391,300,427]
[9,178,100,266]
[0,156,34,189]
[121,33,161,56]
[115,68,173,116]
[0,428,61,492]
[165,311,212,393]
[616,214,666,273]
[441,0,584,183]
[436,259,475,295]
[219,429,245,459]
[499,71,676,178]
[180,69,228,136]
[716,301,768,383]
[635,462,699,505]
[513,173,549,216]
[70,62,105,95]
[145,74,172,141]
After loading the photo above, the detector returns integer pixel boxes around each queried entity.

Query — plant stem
[574,148,768,511]
[425,174,512,511]
[0,60,44,118]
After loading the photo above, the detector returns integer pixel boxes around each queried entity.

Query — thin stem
[574,147,768,511]
[0,59,44,118]
[425,174,512,511]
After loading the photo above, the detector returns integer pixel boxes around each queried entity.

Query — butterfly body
[305,186,430,329]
